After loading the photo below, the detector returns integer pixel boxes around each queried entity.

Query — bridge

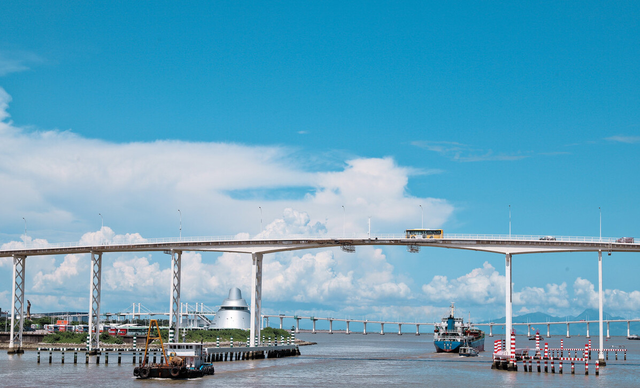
[262,314,640,338]
[2,232,639,367]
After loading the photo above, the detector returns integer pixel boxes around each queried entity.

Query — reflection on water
[1,334,638,387]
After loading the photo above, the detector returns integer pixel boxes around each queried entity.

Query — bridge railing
[4,233,631,250]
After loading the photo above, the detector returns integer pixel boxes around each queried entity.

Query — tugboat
[433,303,485,353]
[133,320,214,379]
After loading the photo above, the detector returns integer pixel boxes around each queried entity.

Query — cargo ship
[433,303,485,353]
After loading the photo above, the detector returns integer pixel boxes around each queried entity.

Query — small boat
[459,345,479,357]
[528,331,543,340]
[628,334,640,340]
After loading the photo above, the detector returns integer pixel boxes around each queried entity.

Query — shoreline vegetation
[1,327,298,348]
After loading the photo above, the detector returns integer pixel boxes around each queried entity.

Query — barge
[133,320,214,379]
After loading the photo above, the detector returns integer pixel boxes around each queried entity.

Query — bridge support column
[489,324,493,337]
[416,324,420,336]
[363,321,367,335]
[380,323,384,335]
[346,320,350,334]
[567,323,570,338]
[398,323,402,335]
[312,319,316,334]
[279,316,283,330]
[598,250,605,365]
[88,251,102,352]
[250,253,263,347]
[168,250,182,343]
[547,324,550,338]
[295,318,300,333]
[628,321,631,338]
[8,255,26,354]
[586,322,590,338]
[505,253,513,365]
[527,324,531,337]
[329,319,333,334]
[606,321,610,339]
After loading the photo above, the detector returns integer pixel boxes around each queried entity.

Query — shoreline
[0,339,316,350]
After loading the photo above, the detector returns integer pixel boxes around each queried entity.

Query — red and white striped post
[596,360,599,376]
[588,339,592,360]
[561,339,564,357]
[585,344,589,375]
[544,343,549,372]
[510,329,516,369]
[536,332,540,356]
[544,343,548,358]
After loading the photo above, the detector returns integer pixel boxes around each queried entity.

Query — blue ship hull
[434,336,485,353]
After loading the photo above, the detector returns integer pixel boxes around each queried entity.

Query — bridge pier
[88,251,102,352]
[489,324,493,337]
[363,321,367,335]
[527,324,531,337]
[168,250,182,343]
[416,324,420,336]
[547,323,550,338]
[380,323,384,335]
[505,253,513,366]
[312,319,316,334]
[598,250,605,364]
[606,321,610,339]
[8,255,26,354]
[329,319,333,334]
[346,320,350,334]
[295,317,300,334]
[567,323,570,338]
[628,321,631,338]
[250,252,263,347]
[279,316,283,330]
[398,323,402,335]
[587,322,590,338]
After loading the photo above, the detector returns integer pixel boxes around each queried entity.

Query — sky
[1,1,640,326]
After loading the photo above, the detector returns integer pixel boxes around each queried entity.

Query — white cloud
[422,261,504,304]
[0,87,11,121]
[572,277,640,313]
[257,208,326,238]
[0,52,41,77]
[32,254,84,291]
[606,135,640,144]
[79,227,146,246]
[513,283,570,311]
[412,140,530,162]
[104,254,169,293]
[0,88,452,241]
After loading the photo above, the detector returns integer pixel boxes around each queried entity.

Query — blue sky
[1,1,639,324]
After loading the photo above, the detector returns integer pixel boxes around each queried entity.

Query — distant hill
[479,309,640,337]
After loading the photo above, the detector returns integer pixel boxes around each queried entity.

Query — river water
[1,333,638,387]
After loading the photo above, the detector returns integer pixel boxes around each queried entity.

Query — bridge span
[262,314,640,338]
[2,233,639,366]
